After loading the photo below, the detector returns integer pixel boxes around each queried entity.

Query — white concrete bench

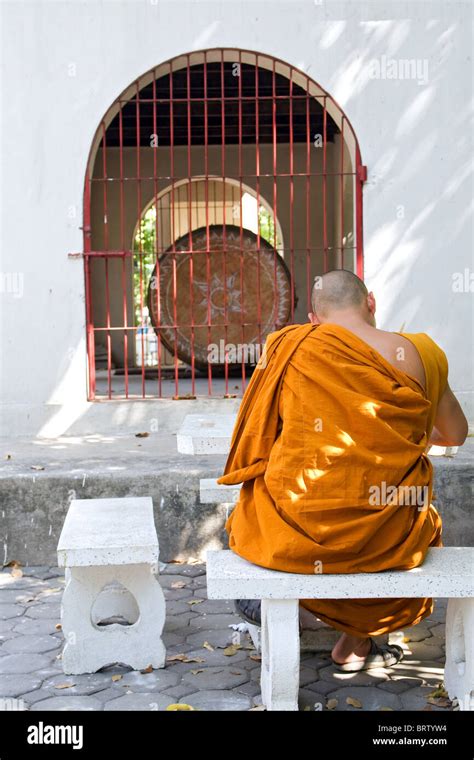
[206,547,474,711]
[177,413,236,455]
[57,497,166,675]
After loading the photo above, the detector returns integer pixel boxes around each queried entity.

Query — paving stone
[298,687,328,711]
[30,696,103,711]
[179,689,252,711]
[190,576,208,589]
[0,620,15,633]
[186,629,235,648]
[104,692,175,710]
[0,604,25,620]
[2,634,61,654]
[164,600,195,615]
[12,618,60,635]
[92,687,128,703]
[235,680,261,698]
[25,605,60,620]
[305,679,342,696]
[403,642,445,661]
[324,686,402,711]
[189,613,240,631]
[399,625,433,642]
[428,623,445,638]
[162,564,205,577]
[159,575,193,590]
[384,660,444,686]
[164,613,196,632]
[162,683,199,700]
[300,653,332,670]
[0,653,52,674]
[0,673,43,697]
[0,589,45,604]
[182,666,249,690]
[41,672,124,696]
[316,664,389,687]
[376,679,417,694]
[21,688,63,705]
[163,588,193,601]
[188,599,235,615]
[162,632,192,649]
[172,646,250,669]
[400,685,452,711]
[118,670,180,692]
[0,631,17,644]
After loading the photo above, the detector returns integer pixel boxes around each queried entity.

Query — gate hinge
[357,165,368,183]
[68,252,84,259]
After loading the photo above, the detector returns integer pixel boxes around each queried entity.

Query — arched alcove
[83,49,364,399]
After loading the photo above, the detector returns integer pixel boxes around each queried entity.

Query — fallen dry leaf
[171,581,187,589]
[379,707,394,711]
[187,599,204,606]
[346,697,362,709]
[111,675,123,682]
[54,683,76,690]
[427,697,451,708]
[55,623,62,631]
[140,664,153,674]
[5,454,11,460]
[326,699,338,710]
[167,654,205,664]
[166,703,196,711]
[223,644,242,656]
[230,671,242,676]
[11,568,23,578]
[135,432,150,438]
[249,654,261,662]
[190,669,204,675]
[249,705,265,711]
[427,686,448,699]
[30,465,45,471]
[203,641,214,651]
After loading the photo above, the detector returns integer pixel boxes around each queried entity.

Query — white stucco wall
[0,0,472,436]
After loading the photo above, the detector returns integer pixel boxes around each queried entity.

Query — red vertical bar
[355,144,364,279]
[305,77,311,312]
[102,121,112,399]
[238,50,245,392]
[136,81,146,398]
[83,176,95,400]
[221,51,229,396]
[254,56,262,347]
[339,115,345,270]
[119,103,129,399]
[323,97,328,273]
[169,62,179,398]
[204,52,212,396]
[289,67,295,321]
[271,59,278,330]
[186,54,195,396]
[152,70,162,397]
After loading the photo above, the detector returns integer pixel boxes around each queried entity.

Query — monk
[217,269,468,671]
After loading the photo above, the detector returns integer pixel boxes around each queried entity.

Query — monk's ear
[308,312,321,325]
[367,292,376,315]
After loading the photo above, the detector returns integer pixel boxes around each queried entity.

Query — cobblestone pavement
[0,563,454,712]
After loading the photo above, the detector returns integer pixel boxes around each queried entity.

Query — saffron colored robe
[217,323,448,636]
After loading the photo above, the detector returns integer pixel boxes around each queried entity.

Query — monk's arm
[429,382,468,447]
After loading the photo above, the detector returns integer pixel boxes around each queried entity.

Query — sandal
[332,638,404,672]
[235,599,262,626]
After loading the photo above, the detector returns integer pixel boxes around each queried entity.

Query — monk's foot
[331,633,372,665]
[299,605,331,631]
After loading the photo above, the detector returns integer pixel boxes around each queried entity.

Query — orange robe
[217,323,448,636]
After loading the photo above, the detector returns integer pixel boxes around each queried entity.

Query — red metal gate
[83,49,365,400]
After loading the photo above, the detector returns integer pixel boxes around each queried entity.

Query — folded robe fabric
[217,323,448,636]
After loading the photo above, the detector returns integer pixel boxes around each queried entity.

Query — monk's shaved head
[311,269,369,318]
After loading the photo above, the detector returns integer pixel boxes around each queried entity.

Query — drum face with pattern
[147,225,292,369]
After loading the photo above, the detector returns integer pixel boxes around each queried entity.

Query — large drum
[147,224,293,370]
